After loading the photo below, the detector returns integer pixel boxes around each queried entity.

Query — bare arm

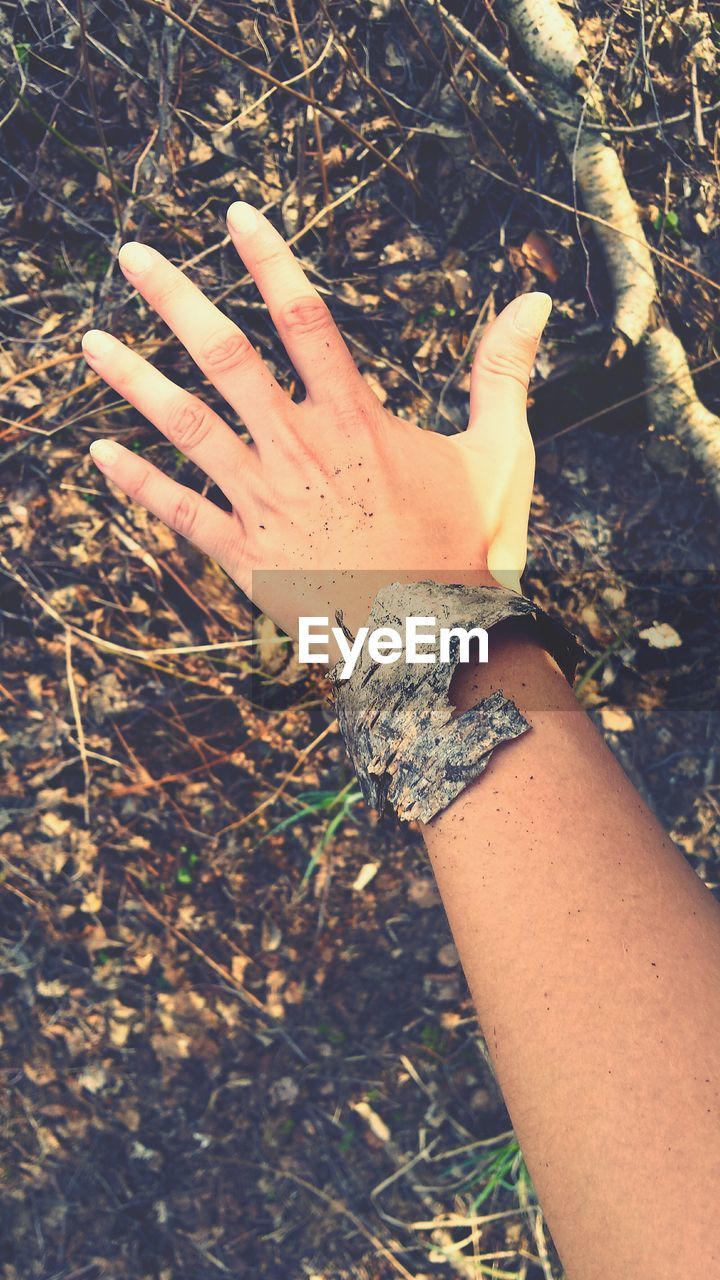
[424,624,720,1277]
[83,205,720,1277]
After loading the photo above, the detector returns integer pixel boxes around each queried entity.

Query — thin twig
[418,0,548,127]
[434,290,493,431]
[239,1161,417,1280]
[128,879,268,1015]
[689,0,706,147]
[176,31,335,133]
[411,0,720,138]
[286,0,333,234]
[317,0,419,174]
[0,551,262,660]
[0,286,77,310]
[76,0,124,233]
[0,38,27,131]
[536,354,720,447]
[211,722,337,840]
[546,97,720,135]
[0,67,201,245]
[135,0,419,193]
[65,630,91,826]
[397,0,521,178]
[469,156,720,295]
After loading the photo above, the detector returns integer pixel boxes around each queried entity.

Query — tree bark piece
[331,580,582,823]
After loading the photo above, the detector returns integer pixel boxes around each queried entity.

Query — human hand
[83,203,550,637]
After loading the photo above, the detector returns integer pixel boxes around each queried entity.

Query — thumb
[467,292,552,434]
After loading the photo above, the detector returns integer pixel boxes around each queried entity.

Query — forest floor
[1,2,719,1277]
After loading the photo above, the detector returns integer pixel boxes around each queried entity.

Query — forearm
[84,201,717,1272]
[422,623,720,1278]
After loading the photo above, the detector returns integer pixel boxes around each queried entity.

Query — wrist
[450,617,578,716]
[330,580,581,824]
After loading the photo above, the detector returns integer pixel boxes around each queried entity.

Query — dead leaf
[600,705,634,732]
[108,1020,129,1049]
[638,622,682,649]
[352,862,379,892]
[36,979,68,999]
[40,812,70,838]
[261,916,282,951]
[81,890,102,915]
[351,1100,390,1143]
[265,969,285,1019]
[268,1076,299,1106]
[36,312,62,339]
[231,954,251,984]
[437,943,459,968]
[255,615,291,675]
[77,1065,107,1094]
[579,603,613,644]
[448,267,473,308]
[520,230,559,283]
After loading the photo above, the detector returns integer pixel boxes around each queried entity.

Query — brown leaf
[520,230,559,283]
[600,705,634,733]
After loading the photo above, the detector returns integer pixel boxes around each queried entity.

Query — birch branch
[500,0,720,501]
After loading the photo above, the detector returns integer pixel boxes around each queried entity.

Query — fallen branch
[420,0,548,126]
[501,0,720,500]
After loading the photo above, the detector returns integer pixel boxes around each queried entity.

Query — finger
[226,201,364,405]
[88,438,244,586]
[81,330,259,503]
[467,293,552,434]
[116,242,289,448]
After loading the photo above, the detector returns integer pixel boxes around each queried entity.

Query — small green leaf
[653,210,680,235]
[176,866,193,886]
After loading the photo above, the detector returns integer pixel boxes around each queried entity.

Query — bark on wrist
[330,580,583,823]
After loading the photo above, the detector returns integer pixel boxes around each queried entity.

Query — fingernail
[118,242,153,275]
[513,292,552,338]
[90,439,120,469]
[82,329,114,359]
[227,201,258,234]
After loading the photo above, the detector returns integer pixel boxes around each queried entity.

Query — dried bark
[331,581,582,823]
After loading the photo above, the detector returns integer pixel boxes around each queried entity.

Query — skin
[82,202,542,634]
[430,630,720,1277]
[84,204,720,1277]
